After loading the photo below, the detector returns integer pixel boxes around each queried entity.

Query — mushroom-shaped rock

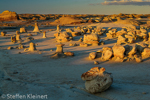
[28,42,37,51]
[33,23,40,32]
[43,31,47,38]
[112,45,125,59]
[81,67,113,94]
[56,44,65,53]
[24,42,37,51]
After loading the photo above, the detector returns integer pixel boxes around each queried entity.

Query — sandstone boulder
[89,52,97,60]
[142,48,150,57]
[101,47,112,61]
[81,67,113,94]
[112,45,125,58]
[83,34,99,45]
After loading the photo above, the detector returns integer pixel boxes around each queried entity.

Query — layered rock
[81,67,113,94]
[0,10,18,21]
[83,34,99,45]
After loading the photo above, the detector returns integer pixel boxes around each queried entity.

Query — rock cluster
[106,26,149,44]
[88,43,150,63]
[54,32,73,42]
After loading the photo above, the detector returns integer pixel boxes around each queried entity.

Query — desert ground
[0,12,150,100]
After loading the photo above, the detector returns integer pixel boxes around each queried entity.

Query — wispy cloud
[90,0,150,6]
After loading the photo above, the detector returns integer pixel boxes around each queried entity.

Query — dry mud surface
[0,22,150,100]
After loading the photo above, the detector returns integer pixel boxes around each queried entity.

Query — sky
[0,0,150,15]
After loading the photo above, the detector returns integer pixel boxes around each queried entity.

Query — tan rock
[11,36,16,43]
[28,42,37,51]
[1,31,7,36]
[33,23,40,32]
[94,61,99,65]
[64,52,74,56]
[20,27,27,33]
[101,49,113,61]
[80,43,88,47]
[83,34,99,44]
[56,44,65,53]
[71,31,81,37]
[81,67,113,94]
[57,25,60,31]
[43,31,47,38]
[89,52,97,60]
[134,55,142,63]
[16,31,21,41]
[142,48,150,57]
[0,10,18,21]
[112,45,125,58]
[117,35,127,44]
[7,46,13,50]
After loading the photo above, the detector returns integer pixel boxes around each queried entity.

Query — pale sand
[0,22,150,100]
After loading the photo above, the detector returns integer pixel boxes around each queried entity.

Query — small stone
[64,52,74,56]
[18,52,21,54]
[89,52,97,60]
[135,57,142,63]
[50,49,53,51]
[94,61,99,65]
[7,46,13,50]
[80,43,88,47]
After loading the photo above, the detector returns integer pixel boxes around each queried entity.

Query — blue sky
[0,0,150,14]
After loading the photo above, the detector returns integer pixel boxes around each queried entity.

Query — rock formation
[33,23,40,32]
[16,31,21,41]
[89,52,97,60]
[1,31,7,36]
[54,32,72,42]
[56,44,65,53]
[11,36,16,43]
[20,27,27,33]
[101,47,113,61]
[0,10,18,21]
[24,42,37,51]
[57,25,60,32]
[112,45,125,59]
[83,34,99,45]
[81,67,113,94]
[43,31,47,38]
[51,16,82,25]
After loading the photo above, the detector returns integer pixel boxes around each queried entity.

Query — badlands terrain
[0,10,150,100]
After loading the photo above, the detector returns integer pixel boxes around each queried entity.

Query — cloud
[90,0,150,6]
